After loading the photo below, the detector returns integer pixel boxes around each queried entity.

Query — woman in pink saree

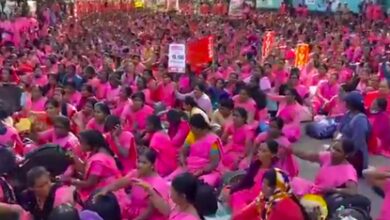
[291,139,358,197]
[26,86,47,112]
[67,130,126,203]
[145,115,178,177]
[166,114,223,187]
[112,86,133,117]
[98,149,170,220]
[371,98,390,157]
[267,88,303,142]
[122,92,154,134]
[233,87,257,123]
[104,115,137,175]
[24,166,80,219]
[72,98,97,133]
[86,102,111,133]
[160,73,176,108]
[254,117,299,177]
[312,73,340,114]
[221,107,254,170]
[224,140,279,214]
[36,115,81,156]
[167,109,191,149]
[363,167,390,220]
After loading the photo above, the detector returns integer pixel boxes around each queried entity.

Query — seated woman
[183,96,210,124]
[0,147,28,218]
[166,114,222,187]
[232,87,257,124]
[112,86,133,117]
[72,98,98,133]
[122,92,154,134]
[221,107,254,170]
[225,140,279,214]
[22,166,79,220]
[267,88,303,142]
[370,98,390,157]
[233,168,308,220]
[211,98,234,130]
[36,116,81,155]
[0,101,23,154]
[104,115,137,175]
[167,109,190,149]
[291,138,358,197]
[363,167,390,220]
[66,130,125,202]
[145,115,178,177]
[312,73,340,114]
[86,102,111,133]
[169,172,214,220]
[255,117,299,178]
[97,149,170,220]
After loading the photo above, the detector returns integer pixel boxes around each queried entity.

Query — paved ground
[295,128,389,219]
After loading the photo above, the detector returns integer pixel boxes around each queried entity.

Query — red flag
[186,36,214,74]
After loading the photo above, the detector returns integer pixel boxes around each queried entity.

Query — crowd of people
[0,1,389,220]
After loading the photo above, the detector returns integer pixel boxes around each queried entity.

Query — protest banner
[261,31,275,63]
[295,43,310,68]
[168,43,186,73]
[186,36,214,74]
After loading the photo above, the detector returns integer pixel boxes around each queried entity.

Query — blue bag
[305,118,337,139]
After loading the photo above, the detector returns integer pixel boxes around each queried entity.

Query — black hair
[167,109,186,125]
[0,100,11,120]
[121,86,133,97]
[45,98,61,109]
[266,140,279,155]
[64,81,77,90]
[85,97,98,108]
[84,66,96,75]
[285,88,304,105]
[94,102,111,116]
[341,138,355,155]
[26,166,50,188]
[48,204,80,220]
[104,115,121,132]
[0,147,16,175]
[270,117,284,130]
[131,91,146,103]
[141,148,157,164]
[81,84,94,95]
[376,98,387,112]
[171,172,216,220]
[184,96,199,108]
[85,191,121,220]
[146,115,163,131]
[194,184,218,217]
[262,169,310,220]
[189,114,210,130]
[233,107,248,123]
[194,83,207,93]
[53,115,71,131]
[290,67,300,78]
[219,98,234,110]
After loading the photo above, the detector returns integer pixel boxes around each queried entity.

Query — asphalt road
[294,127,389,219]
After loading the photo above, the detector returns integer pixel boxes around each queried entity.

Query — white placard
[168,44,186,73]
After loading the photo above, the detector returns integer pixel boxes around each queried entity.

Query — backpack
[325,193,371,220]
[305,118,337,139]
